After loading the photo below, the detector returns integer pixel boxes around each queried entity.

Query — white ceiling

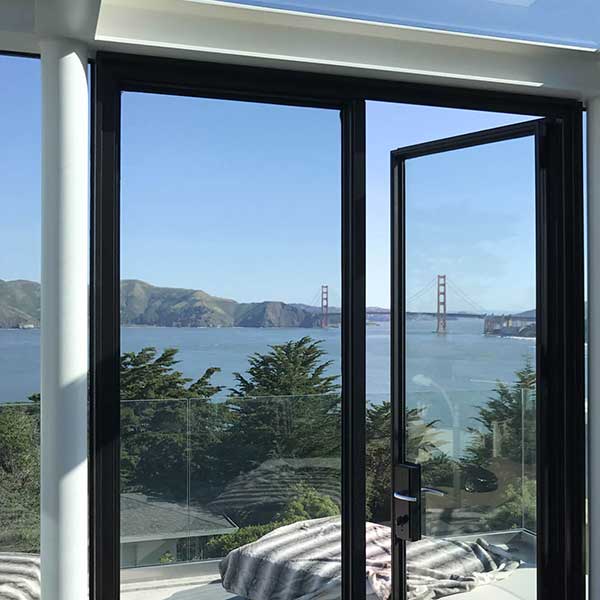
[2,0,600,101]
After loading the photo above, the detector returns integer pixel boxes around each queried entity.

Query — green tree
[365,402,446,522]
[221,337,341,477]
[119,347,226,501]
[275,484,339,522]
[0,400,40,552]
[120,347,223,401]
[457,358,537,533]
[231,336,339,398]
[484,477,536,531]
[463,356,536,467]
[204,485,339,559]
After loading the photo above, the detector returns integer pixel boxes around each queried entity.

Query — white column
[40,38,89,600]
[588,96,600,600]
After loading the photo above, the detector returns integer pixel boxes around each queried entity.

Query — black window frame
[91,52,584,600]
[390,118,583,599]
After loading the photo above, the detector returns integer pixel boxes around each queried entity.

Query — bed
[219,517,520,600]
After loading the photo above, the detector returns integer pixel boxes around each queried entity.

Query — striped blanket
[220,517,520,600]
[0,553,40,600]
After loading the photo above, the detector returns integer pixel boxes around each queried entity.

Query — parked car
[461,464,498,493]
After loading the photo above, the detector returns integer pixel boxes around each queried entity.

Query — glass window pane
[404,135,537,597]
[119,93,342,598]
[215,0,599,49]
[366,101,539,600]
[0,55,41,565]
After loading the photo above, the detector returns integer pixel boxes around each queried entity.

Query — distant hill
[0,279,41,328]
[0,279,338,329]
[120,280,331,328]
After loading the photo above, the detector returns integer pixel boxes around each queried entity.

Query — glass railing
[0,386,536,569]
[418,385,535,538]
[120,393,342,568]
[367,385,536,540]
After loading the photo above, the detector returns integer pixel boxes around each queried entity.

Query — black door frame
[91,52,584,600]
[390,119,583,599]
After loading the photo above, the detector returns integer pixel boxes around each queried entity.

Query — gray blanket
[0,553,40,600]
[405,536,520,600]
[219,517,520,600]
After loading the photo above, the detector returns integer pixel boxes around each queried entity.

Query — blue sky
[367,103,535,312]
[1,54,541,312]
[217,0,599,49]
[0,56,41,285]
[120,92,342,307]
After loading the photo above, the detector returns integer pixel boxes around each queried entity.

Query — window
[367,103,539,598]
[0,55,41,574]
[119,92,343,595]
[94,53,585,600]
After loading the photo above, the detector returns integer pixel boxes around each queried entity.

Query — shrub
[206,485,339,559]
[484,477,536,531]
[159,550,175,564]
[0,404,40,552]
[205,520,293,558]
[275,485,339,522]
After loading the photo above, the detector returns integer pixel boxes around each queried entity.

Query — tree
[119,347,226,501]
[484,477,536,531]
[365,401,446,522]
[0,401,40,552]
[231,336,339,398]
[119,341,342,510]
[275,484,339,522]
[463,356,536,467]
[204,485,339,559]
[120,347,223,401]
[0,340,337,554]
[460,357,537,532]
[221,337,341,479]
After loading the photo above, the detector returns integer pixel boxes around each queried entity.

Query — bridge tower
[436,274,447,334]
[321,285,329,328]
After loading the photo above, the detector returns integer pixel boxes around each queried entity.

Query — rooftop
[121,493,237,544]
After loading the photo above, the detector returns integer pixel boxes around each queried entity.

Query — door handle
[393,492,418,503]
[421,486,446,497]
[393,463,422,542]
[393,465,445,541]
[393,488,444,503]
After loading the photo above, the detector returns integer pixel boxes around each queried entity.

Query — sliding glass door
[116,93,344,594]
[92,53,584,600]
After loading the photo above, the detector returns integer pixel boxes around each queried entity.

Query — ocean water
[0,317,534,429]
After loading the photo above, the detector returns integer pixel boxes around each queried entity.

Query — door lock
[393,463,422,541]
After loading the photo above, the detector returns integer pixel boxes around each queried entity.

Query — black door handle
[393,462,422,541]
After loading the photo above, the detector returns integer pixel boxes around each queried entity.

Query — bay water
[0,318,534,435]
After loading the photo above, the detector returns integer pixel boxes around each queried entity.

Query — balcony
[0,384,537,599]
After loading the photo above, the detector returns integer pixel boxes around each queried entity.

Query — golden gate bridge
[312,275,487,332]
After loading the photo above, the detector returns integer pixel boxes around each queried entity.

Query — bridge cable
[446,279,487,314]
[406,277,437,306]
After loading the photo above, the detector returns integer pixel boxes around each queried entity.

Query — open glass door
[391,122,545,600]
